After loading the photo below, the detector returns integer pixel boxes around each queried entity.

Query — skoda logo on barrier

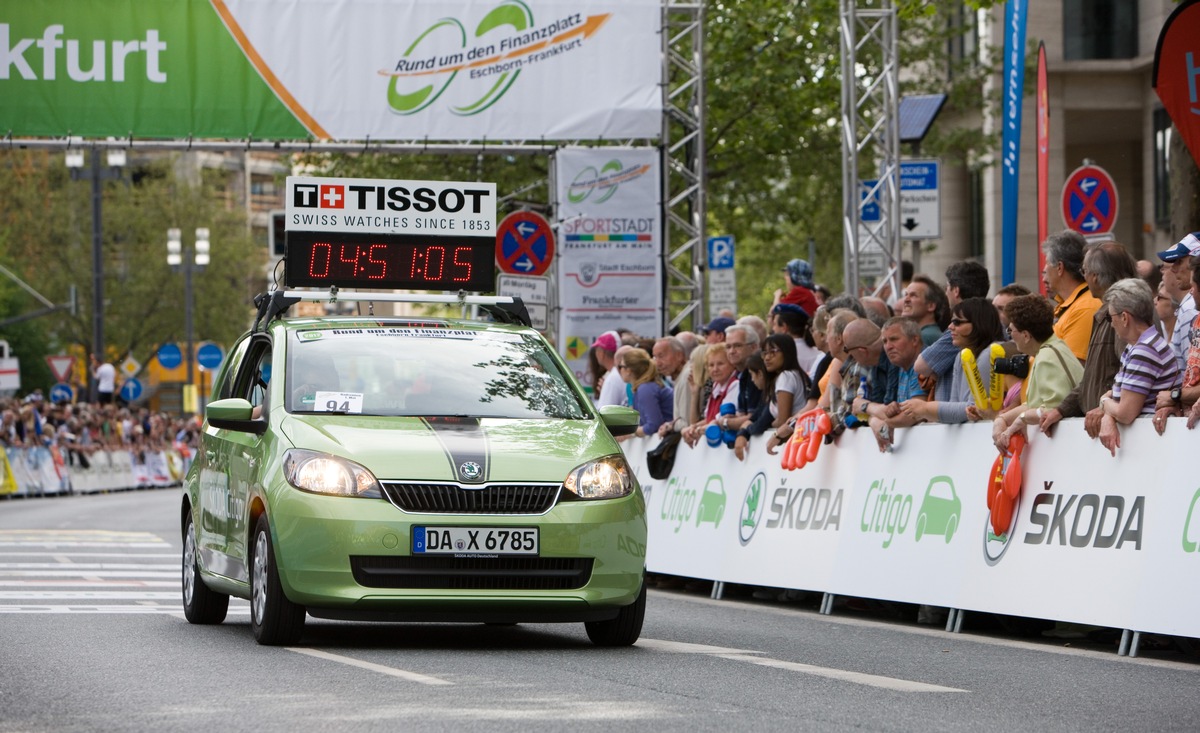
[739,472,768,546]
[983,492,1021,567]
[459,461,482,482]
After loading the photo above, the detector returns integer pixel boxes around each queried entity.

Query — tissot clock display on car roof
[283,175,497,291]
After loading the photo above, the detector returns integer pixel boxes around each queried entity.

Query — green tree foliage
[0,150,263,394]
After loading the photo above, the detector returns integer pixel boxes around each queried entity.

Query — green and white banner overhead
[0,0,662,141]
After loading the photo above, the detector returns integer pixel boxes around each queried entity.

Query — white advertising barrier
[624,418,1200,639]
[0,448,186,496]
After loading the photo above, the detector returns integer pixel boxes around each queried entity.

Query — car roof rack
[252,288,531,332]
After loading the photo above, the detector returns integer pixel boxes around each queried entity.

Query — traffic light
[269,211,287,256]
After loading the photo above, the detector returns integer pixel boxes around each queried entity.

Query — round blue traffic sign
[196,342,224,371]
[120,378,143,402]
[157,343,183,370]
[49,382,73,404]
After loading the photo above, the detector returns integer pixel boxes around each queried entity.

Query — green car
[181,292,646,646]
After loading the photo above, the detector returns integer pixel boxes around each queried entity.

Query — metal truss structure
[7,1,708,337]
[840,0,901,299]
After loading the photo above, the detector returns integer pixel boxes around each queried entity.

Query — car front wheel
[182,512,229,624]
[585,582,646,647]
[251,515,306,645]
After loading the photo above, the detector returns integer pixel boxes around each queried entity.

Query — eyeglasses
[726,342,750,350]
[617,364,629,370]
[762,347,782,356]
[949,318,970,326]
[844,344,867,354]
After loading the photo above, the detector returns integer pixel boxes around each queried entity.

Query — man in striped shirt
[1096,278,1182,455]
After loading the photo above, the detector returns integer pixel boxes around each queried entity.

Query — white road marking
[0,563,177,570]
[0,570,177,577]
[0,605,250,614]
[637,637,965,692]
[286,647,454,686]
[716,653,966,693]
[0,591,182,600]
[0,580,179,587]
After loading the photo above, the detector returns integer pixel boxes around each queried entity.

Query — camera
[993,354,1030,379]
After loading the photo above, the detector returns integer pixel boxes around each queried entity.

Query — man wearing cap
[702,316,736,344]
[1155,232,1200,371]
[773,258,819,319]
[1154,248,1200,432]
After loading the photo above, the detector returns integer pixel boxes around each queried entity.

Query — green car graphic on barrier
[914,475,961,543]
[180,291,646,647]
[696,476,726,528]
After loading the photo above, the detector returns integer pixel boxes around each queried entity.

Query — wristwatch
[1171,386,1183,406]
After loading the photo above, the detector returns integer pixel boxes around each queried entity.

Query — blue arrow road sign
[120,378,143,402]
[50,383,73,404]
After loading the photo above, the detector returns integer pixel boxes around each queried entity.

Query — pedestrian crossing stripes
[0,530,249,615]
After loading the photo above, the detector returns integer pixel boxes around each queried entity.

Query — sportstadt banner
[0,0,662,141]
[554,146,662,389]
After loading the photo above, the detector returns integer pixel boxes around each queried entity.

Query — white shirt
[596,365,627,407]
[95,362,116,393]
[1172,293,1198,372]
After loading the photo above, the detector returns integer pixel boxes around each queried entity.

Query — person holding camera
[991,295,1084,450]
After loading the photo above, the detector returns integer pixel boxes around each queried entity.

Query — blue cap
[1157,232,1200,263]
[783,258,815,289]
[703,316,736,335]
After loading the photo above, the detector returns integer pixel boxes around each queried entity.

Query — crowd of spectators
[0,390,201,470]
[586,228,1200,465]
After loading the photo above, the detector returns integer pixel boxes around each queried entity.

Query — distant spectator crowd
[0,391,201,467]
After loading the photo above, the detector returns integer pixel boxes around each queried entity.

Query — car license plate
[413,526,538,556]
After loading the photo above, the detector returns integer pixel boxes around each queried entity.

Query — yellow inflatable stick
[961,348,988,409]
[987,343,1006,411]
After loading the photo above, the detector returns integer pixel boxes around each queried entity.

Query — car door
[223,334,274,574]
[195,335,250,580]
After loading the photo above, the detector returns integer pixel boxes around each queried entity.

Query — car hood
[278,414,615,484]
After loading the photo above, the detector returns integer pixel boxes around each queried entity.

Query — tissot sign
[283,176,497,292]
[286,176,496,235]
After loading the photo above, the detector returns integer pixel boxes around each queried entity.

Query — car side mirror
[599,405,639,437]
[206,397,268,435]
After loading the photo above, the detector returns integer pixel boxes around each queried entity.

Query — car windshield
[285,325,590,419]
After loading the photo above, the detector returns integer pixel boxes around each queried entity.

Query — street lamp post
[66,145,125,400]
[167,227,209,408]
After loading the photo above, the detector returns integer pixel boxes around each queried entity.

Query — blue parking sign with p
[707,236,735,270]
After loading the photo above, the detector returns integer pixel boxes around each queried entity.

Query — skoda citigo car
[180,292,646,646]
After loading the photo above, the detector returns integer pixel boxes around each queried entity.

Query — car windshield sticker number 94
[312,391,364,413]
[413,526,539,556]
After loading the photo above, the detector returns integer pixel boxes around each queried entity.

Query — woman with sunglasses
[900,297,1006,424]
[733,334,812,460]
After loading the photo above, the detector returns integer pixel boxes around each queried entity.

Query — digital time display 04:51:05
[284,231,495,292]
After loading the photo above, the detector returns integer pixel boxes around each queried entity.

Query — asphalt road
[1,489,1198,732]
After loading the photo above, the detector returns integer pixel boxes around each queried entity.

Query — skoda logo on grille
[459,461,482,481]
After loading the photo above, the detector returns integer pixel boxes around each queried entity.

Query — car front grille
[350,556,593,590]
[381,482,561,514]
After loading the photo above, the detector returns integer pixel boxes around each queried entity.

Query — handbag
[645,432,681,480]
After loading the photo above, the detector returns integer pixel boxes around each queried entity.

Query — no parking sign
[1061,164,1118,235]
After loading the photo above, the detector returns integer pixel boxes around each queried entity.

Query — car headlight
[283,449,381,498]
[563,455,634,500]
